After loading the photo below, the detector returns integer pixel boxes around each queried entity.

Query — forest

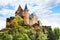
[0,16,60,40]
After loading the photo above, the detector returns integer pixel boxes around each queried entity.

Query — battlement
[6,17,14,22]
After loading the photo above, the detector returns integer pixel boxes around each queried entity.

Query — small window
[29,17,32,20]
[21,16,24,18]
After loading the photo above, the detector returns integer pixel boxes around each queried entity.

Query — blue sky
[0,0,60,29]
[51,4,60,13]
[0,4,14,10]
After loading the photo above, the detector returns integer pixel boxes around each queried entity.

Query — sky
[0,0,60,29]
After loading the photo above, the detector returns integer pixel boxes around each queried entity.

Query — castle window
[29,17,32,20]
[15,11,17,13]
[21,16,24,18]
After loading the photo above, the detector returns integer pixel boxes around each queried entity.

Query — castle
[4,4,52,32]
[6,4,42,27]
[6,4,52,32]
[15,4,42,26]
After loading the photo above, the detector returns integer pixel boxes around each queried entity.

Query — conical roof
[24,4,28,11]
[25,4,28,10]
[31,13,36,16]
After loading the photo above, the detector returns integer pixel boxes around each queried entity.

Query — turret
[29,13,38,25]
[23,4,29,24]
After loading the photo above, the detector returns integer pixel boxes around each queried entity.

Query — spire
[15,5,23,16]
[17,5,23,11]
[24,4,28,10]
[18,5,21,9]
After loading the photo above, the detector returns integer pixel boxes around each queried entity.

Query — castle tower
[23,4,29,24]
[29,13,38,25]
[15,5,23,17]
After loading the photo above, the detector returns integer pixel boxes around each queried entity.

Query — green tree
[53,27,60,40]
[13,33,31,40]
[37,32,47,40]
[1,15,51,40]
[47,27,56,40]
[0,32,13,40]
[6,16,23,28]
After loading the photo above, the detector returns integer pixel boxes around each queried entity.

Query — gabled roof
[17,5,23,12]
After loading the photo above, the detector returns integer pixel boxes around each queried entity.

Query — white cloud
[0,0,60,29]
[0,9,15,18]
[0,18,6,30]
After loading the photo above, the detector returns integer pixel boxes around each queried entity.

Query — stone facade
[29,13,38,25]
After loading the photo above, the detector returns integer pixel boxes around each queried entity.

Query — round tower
[23,4,29,24]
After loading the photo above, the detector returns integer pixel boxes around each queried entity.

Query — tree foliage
[53,28,60,40]
[2,16,60,40]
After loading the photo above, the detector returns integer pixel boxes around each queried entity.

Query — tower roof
[31,13,36,16]
[24,4,28,10]
[17,5,23,11]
